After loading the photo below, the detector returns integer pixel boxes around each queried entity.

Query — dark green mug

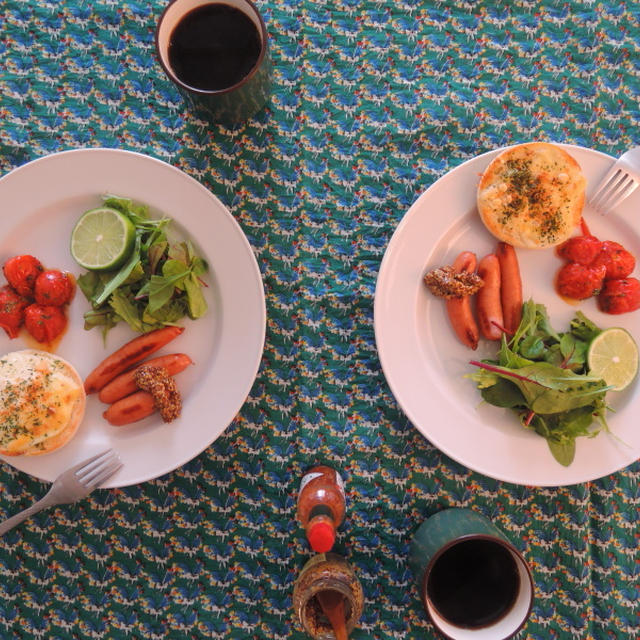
[156,0,272,125]
[409,508,534,640]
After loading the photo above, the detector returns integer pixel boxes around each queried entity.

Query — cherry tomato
[556,235,603,265]
[3,255,44,297]
[556,262,607,300]
[34,270,73,306]
[23,304,67,343]
[0,285,29,339]
[591,240,636,280]
[598,278,640,314]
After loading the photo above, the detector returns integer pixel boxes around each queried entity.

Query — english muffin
[0,350,86,456]
[477,142,586,248]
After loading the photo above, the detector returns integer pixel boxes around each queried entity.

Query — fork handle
[0,496,54,535]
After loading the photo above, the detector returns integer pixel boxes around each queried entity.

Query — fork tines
[75,449,122,488]
[590,166,639,214]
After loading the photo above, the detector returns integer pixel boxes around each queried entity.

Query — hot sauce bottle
[297,465,346,553]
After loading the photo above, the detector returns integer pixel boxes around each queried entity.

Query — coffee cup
[409,508,533,640]
[155,0,272,124]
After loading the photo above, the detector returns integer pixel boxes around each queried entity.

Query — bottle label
[299,471,323,493]
[299,469,346,499]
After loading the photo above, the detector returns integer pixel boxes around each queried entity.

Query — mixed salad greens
[76,196,208,337]
[468,300,613,466]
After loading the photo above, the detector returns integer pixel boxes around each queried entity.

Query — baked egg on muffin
[0,350,85,456]
[477,142,586,248]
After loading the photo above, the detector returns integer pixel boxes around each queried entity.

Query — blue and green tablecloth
[1,1,639,638]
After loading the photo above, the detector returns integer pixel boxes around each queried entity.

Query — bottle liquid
[297,465,346,553]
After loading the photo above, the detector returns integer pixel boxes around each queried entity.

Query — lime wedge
[587,327,639,391]
[70,207,136,271]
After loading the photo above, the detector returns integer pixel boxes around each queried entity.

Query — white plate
[0,149,265,487]
[375,144,640,486]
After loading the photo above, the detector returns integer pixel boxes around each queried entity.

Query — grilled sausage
[103,391,156,426]
[476,254,504,340]
[85,326,184,393]
[446,251,480,350]
[98,353,193,403]
[496,242,523,334]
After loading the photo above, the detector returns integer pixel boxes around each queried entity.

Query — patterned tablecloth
[1,1,639,638]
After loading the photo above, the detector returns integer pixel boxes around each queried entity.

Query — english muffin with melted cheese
[0,350,86,456]
[477,142,586,248]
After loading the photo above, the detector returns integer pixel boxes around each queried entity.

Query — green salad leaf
[75,196,208,337]
[468,299,611,467]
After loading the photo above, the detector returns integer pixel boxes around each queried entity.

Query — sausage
[84,326,184,394]
[496,242,523,333]
[103,391,156,426]
[476,254,504,340]
[98,353,193,403]
[445,251,480,350]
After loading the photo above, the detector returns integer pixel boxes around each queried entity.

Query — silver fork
[0,449,122,535]
[590,146,640,214]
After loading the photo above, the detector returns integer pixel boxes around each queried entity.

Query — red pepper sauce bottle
[297,465,346,553]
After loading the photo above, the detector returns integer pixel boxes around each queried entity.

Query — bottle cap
[307,520,336,553]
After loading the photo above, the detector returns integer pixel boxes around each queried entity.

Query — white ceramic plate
[0,149,265,487]
[375,144,640,486]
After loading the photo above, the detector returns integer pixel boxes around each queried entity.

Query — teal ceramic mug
[409,508,534,640]
[156,0,272,125]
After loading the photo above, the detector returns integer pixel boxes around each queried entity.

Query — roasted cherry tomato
[598,278,640,314]
[2,255,44,297]
[556,262,607,300]
[34,270,73,306]
[23,304,67,343]
[590,240,636,280]
[0,285,29,339]
[556,235,603,265]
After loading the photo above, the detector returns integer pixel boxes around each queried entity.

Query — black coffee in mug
[168,3,261,91]
[427,538,520,629]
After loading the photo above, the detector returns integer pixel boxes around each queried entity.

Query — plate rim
[374,142,634,487]
[0,147,266,487]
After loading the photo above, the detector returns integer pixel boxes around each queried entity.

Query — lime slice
[70,207,136,271]
[587,328,639,391]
